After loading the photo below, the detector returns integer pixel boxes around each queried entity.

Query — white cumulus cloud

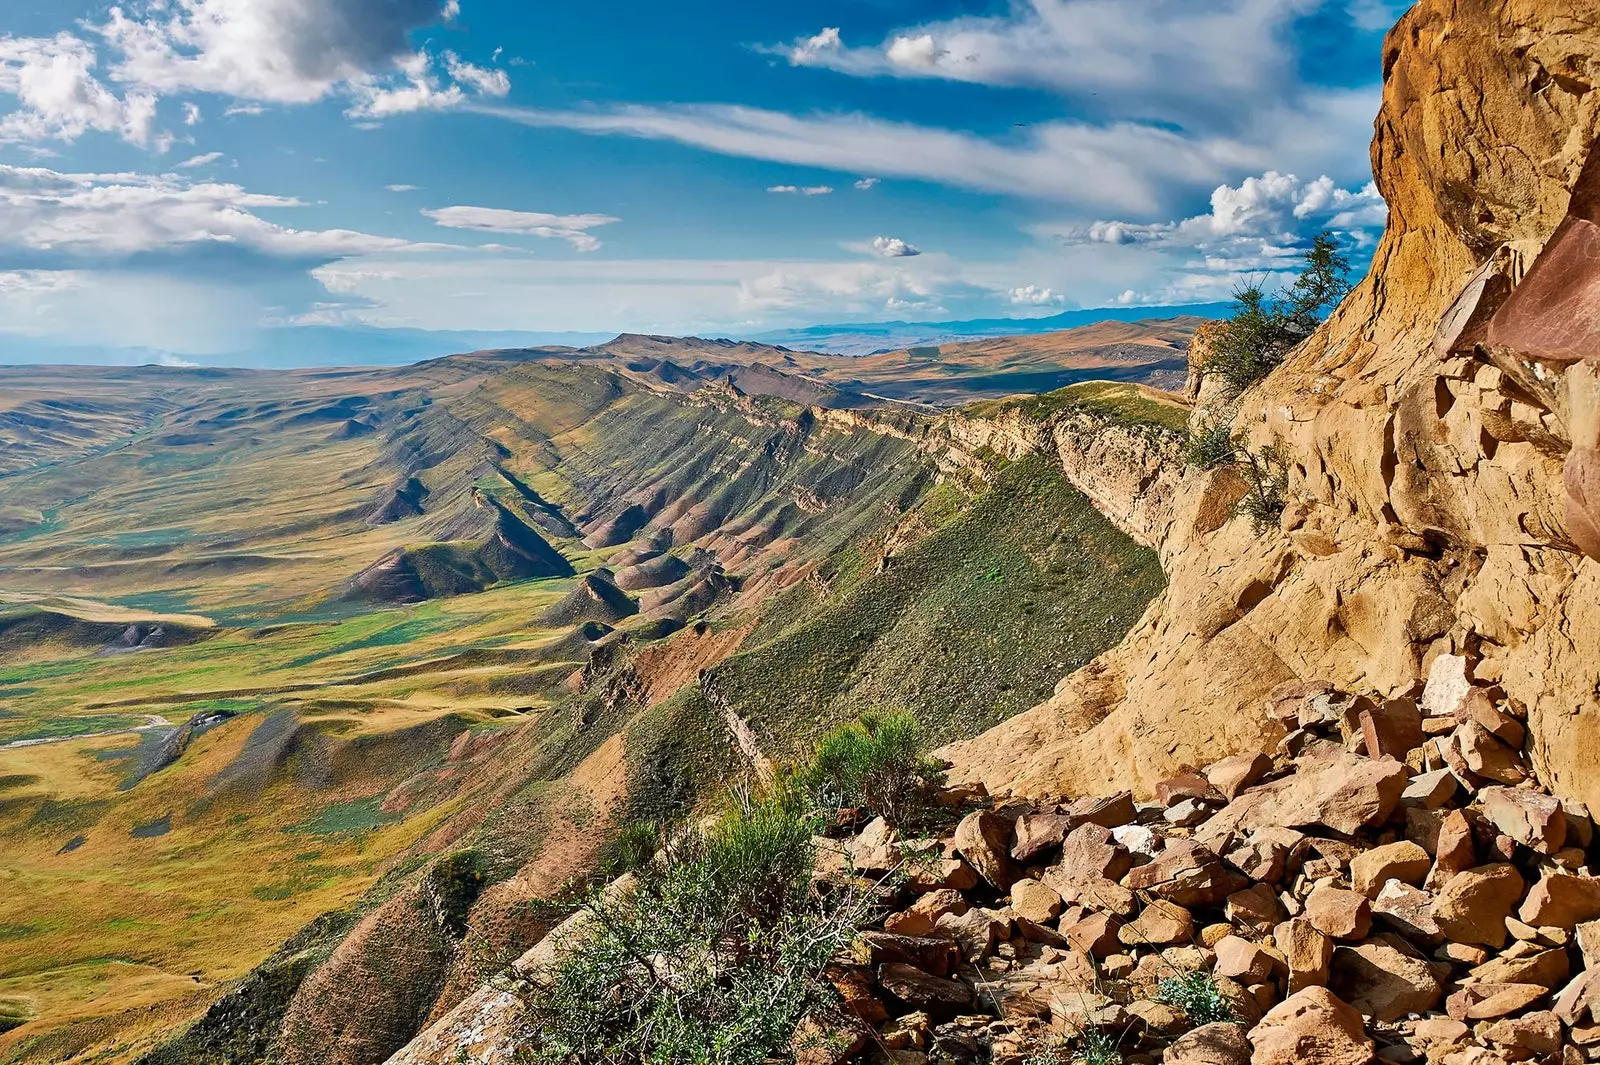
[1008,284,1066,306]
[0,34,159,147]
[871,236,920,258]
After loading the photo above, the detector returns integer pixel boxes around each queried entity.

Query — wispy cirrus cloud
[422,205,620,251]
[471,93,1376,214]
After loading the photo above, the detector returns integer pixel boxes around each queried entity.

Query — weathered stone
[936,907,1011,963]
[1207,753,1274,801]
[1064,791,1136,830]
[1247,986,1373,1065]
[1167,1021,1252,1065]
[1274,917,1334,992]
[1009,879,1064,925]
[1216,935,1279,983]
[791,1012,869,1065]
[1226,827,1304,884]
[907,857,981,893]
[1228,884,1288,933]
[1577,920,1600,969]
[1519,872,1600,928]
[1352,841,1433,898]
[859,932,960,977]
[1450,983,1549,1021]
[1306,886,1374,940]
[1479,787,1568,855]
[1126,839,1247,907]
[1480,1011,1562,1058]
[878,963,972,1011]
[1402,770,1458,810]
[1064,912,1122,957]
[1201,921,1236,948]
[954,811,1019,890]
[1167,797,1217,826]
[1329,933,1445,1023]
[1469,947,1570,990]
[1061,877,1138,917]
[1430,810,1478,888]
[1119,900,1194,948]
[886,889,970,937]
[1159,772,1220,806]
[1432,865,1526,948]
[1362,700,1425,761]
[1421,656,1474,718]
[1010,811,1074,863]
[1111,823,1163,864]
[1461,690,1526,748]
[1455,724,1527,786]
[825,965,888,1024]
[849,817,899,872]
[1257,751,1409,836]
[1372,881,1444,945]
[1051,823,1131,887]
[1554,968,1600,1027]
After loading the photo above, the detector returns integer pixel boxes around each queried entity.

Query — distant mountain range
[748,302,1235,356]
[0,303,1232,368]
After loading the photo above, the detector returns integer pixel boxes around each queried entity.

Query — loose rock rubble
[807,657,1600,1065]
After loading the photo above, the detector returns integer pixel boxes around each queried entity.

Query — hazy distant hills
[748,301,1233,356]
[0,304,1228,369]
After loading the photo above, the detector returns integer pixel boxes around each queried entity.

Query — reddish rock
[1044,823,1130,891]
[1010,811,1074,862]
[1260,750,1409,835]
[953,810,1019,890]
[1469,947,1570,990]
[1449,983,1549,1021]
[1064,791,1136,830]
[859,932,960,977]
[1126,838,1247,907]
[1168,1021,1252,1065]
[1008,879,1063,925]
[877,963,972,1011]
[1228,884,1287,933]
[935,907,1010,963]
[1480,1011,1562,1058]
[1207,753,1274,801]
[1216,936,1279,984]
[1478,787,1568,855]
[791,1013,869,1065]
[885,888,970,937]
[1158,772,1220,806]
[1430,810,1478,886]
[1401,769,1457,810]
[1274,917,1334,992]
[825,965,888,1024]
[1306,886,1373,940]
[1431,865,1526,949]
[1225,827,1304,884]
[1065,912,1122,957]
[1119,900,1195,948]
[1361,700,1425,761]
[1454,723,1527,785]
[1328,933,1445,1023]
[1519,872,1600,928]
[1372,881,1444,945]
[1247,986,1373,1065]
[906,857,980,893]
[1351,841,1432,898]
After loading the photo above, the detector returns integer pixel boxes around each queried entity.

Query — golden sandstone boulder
[941,0,1600,815]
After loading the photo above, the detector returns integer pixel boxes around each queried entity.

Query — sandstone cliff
[943,0,1600,811]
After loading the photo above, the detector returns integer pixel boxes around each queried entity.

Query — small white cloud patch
[1008,285,1065,306]
[423,205,620,252]
[871,236,920,258]
[176,151,224,168]
[854,177,879,190]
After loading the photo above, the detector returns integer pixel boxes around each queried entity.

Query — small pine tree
[1204,232,1353,395]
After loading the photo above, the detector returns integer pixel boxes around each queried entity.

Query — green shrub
[800,710,947,826]
[1155,971,1236,1026]
[1203,233,1352,395]
[1235,445,1289,533]
[517,787,866,1065]
[597,820,660,879]
[1184,423,1237,470]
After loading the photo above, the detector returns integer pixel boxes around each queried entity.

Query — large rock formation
[943,0,1600,811]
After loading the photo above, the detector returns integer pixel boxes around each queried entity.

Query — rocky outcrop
[943,0,1600,812]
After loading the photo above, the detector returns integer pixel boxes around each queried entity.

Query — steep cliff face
[945,0,1600,809]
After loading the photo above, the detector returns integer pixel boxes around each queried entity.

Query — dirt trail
[0,713,173,750]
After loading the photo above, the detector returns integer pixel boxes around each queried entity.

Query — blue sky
[0,0,1402,363]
